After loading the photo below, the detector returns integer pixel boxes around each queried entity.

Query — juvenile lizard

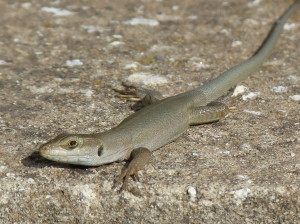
[39,1,300,189]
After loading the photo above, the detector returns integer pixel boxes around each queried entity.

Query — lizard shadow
[22,151,90,170]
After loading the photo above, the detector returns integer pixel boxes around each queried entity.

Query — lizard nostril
[39,145,46,154]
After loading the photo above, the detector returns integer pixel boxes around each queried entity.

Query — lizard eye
[68,140,78,149]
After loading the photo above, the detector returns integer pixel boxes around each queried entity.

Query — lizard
[39,0,300,189]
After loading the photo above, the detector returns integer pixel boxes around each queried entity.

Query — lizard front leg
[114,82,164,111]
[113,147,152,191]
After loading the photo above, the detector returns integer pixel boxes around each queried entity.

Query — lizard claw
[112,165,140,191]
[112,148,151,192]
[228,106,237,113]
[113,82,163,111]
[113,82,143,101]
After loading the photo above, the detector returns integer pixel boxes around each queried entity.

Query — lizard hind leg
[189,101,231,125]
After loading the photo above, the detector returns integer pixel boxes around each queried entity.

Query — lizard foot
[112,164,140,192]
[113,82,163,111]
[112,147,151,192]
[113,82,142,102]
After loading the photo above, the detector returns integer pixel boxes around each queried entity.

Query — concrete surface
[0,0,299,223]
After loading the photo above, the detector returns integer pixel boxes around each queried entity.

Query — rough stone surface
[1,0,299,223]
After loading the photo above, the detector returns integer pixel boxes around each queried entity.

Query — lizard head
[39,133,111,166]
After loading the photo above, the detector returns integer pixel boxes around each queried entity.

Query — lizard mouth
[39,145,94,165]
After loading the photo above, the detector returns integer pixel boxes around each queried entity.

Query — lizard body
[39,1,300,188]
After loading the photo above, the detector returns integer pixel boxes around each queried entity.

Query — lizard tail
[196,0,300,103]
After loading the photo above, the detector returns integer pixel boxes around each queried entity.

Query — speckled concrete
[0,0,299,223]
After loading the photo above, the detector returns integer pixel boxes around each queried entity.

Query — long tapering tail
[196,0,300,103]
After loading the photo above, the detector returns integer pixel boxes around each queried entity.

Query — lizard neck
[93,128,133,163]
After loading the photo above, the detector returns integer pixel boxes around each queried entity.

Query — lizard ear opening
[98,146,103,157]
